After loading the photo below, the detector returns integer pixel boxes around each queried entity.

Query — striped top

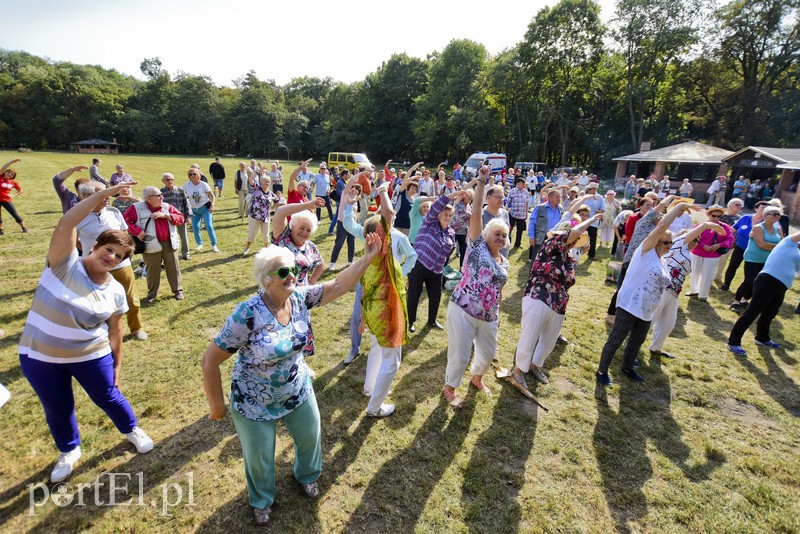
[19,250,128,363]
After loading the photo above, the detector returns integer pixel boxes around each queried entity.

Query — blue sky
[1,0,616,86]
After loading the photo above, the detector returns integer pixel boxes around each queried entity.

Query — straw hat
[705,205,726,216]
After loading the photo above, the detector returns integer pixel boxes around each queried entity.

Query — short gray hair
[482,218,509,243]
[162,172,174,181]
[142,186,160,198]
[78,181,104,199]
[763,206,782,218]
[289,210,318,234]
[253,245,295,290]
[727,198,743,208]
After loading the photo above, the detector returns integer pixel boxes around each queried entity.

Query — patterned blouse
[214,286,324,421]
[273,227,323,287]
[450,236,509,322]
[524,233,575,315]
[450,200,472,235]
[248,177,277,222]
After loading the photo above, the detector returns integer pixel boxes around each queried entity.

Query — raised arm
[567,214,603,245]
[684,221,723,245]
[399,162,423,192]
[642,203,698,253]
[377,183,393,221]
[320,233,382,306]
[272,197,326,238]
[55,165,89,184]
[469,170,488,241]
[0,158,21,174]
[48,182,134,266]
[287,159,311,192]
[567,194,588,216]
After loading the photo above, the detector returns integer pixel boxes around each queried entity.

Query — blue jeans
[20,353,138,452]
[349,282,363,357]
[191,204,217,246]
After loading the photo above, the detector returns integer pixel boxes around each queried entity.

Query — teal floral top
[214,285,324,421]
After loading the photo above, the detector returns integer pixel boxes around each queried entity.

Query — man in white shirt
[706,175,728,207]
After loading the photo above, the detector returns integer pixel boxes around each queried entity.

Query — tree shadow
[686,299,733,342]
[170,285,257,322]
[341,398,477,532]
[736,348,800,417]
[462,383,539,533]
[179,253,246,274]
[593,355,725,533]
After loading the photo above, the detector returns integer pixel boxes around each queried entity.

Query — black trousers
[587,226,598,258]
[509,215,527,248]
[315,195,334,221]
[611,234,619,256]
[729,273,786,345]
[598,307,651,374]
[734,261,765,301]
[455,234,468,269]
[723,245,746,288]
[607,262,629,315]
[330,221,354,263]
[0,201,23,224]
[406,262,443,326]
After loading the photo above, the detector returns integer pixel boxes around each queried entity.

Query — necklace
[262,293,292,327]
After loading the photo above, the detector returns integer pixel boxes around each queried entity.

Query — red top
[624,212,642,243]
[287,190,308,205]
[123,202,185,242]
[0,177,21,203]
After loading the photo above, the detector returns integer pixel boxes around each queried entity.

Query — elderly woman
[442,173,509,407]
[687,205,735,302]
[729,206,783,312]
[392,164,422,235]
[201,236,381,526]
[720,201,768,291]
[272,198,327,287]
[242,169,277,255]
[110,164,133,186]
[679,179,693,198]
[183,166,218,253]
[76,181,147,338]
[596,203,688,385]
[123,186,186,303]
[0,158,27,234]
[600,190,620,248]
[513,212,601,387]
[20,182,153,484]
[450,188,474,269]
[407,187,458,332]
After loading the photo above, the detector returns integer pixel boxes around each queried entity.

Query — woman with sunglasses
[596,202,691,385]
[729,206,784,313]
[201,235,381,526]
[0,158,28,235]
[686,206,734,302]
[648,215,723,358]
[183,166,218,253]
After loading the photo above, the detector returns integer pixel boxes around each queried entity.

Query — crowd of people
[8,155,800,526]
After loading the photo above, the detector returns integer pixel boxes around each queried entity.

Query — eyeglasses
[163,178,174,182]
[767,213,781,217]
[148,194,164,198]
[709,214,721,218]
[660,240,673,246]
[188,173,198,177]
[268,265,300,279]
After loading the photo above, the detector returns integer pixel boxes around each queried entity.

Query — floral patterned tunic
[248,176,277,222]
[272,227,323,287]
[449,200,472,236]
[450,236,509,322]
[523,233,575,315]
[214,285,324,421]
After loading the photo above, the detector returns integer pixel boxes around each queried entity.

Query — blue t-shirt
[761,237,800,289]
[733,215,754,250]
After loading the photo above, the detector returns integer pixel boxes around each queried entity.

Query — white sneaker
[366,404,395,418]
[125,427,154,453]
[212,245,220,253]
[530,366,549,384]
[50,446,81,483]
[132,330,148,341]
[328,263,337,271]
[0,383,10,409]
[195,244,203,252]
[343,352,358,365]
[242,247,251,256]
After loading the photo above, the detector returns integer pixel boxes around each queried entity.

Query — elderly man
[110,164,133,186]
[184,166,218,253]
[75,181,147,339]
[313,163,334,221]
[123,186,185,303]
[287,159,313,205]
[706,175,728,207]
[582,182,605,259]
[506,176,530,249]
[160,172,192,260]
[528,188,565,260]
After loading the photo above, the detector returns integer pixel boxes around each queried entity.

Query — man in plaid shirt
[506,177,530,248]
[160,172,192,260]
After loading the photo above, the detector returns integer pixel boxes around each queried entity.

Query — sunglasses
[660,240,673,245]
[188,173,198,177]
[148,194,164,198]
[269,265,300,279]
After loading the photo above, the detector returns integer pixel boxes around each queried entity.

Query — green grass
[0,151,798,533]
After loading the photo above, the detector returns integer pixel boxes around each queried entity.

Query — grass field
[0,151,798,533]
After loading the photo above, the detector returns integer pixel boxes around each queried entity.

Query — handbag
[132,218,152,255]
[711,233,729,255]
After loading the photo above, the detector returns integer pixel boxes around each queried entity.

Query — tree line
[1,0,797,176]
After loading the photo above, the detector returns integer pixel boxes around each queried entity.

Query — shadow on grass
[341,396,477,532]
[179,253,246,274]
[462,383,539,533]
[169,285,257,322]
[1,288,36,301]
[6,415,235,532]
[686,299,734,342]
[593,355,726,533]
[737,348,800,417]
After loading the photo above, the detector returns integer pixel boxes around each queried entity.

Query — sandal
[470,379,492,397]
[299,481,321,499]
[442,387,463,409]
[253,507,272,526]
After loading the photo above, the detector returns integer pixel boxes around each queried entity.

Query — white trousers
[247,217,270,246]
[445,302,499,388]
[599,225,614,243]
[364,335,401,413]
[515,298,565,372]
[689,255,719,299]
[648,291,679,352]
[714,249,732,281]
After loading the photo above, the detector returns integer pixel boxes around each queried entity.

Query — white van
[464,152,507,177]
